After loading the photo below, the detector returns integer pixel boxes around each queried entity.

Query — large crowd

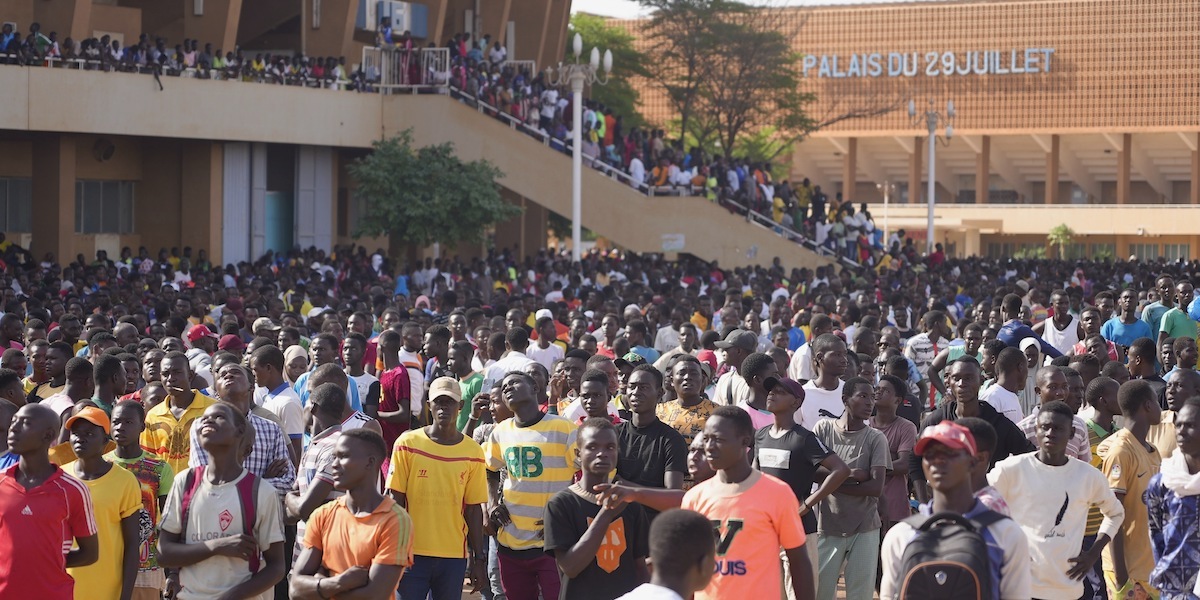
[0,231,1199,600]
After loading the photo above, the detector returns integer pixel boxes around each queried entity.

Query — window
[1163,244,1190,262]
[986,242,1014,258]
[75,180,135,234]
[1129,243,1158,261]
[1090,243,1116,260]
[0,178,32,232]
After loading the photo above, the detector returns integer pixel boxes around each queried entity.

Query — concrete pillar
[1045,134,1060,205]
[841,138,857,204]
[1192,142,1200,205]
[492,189,524,256]
[975,135,990,205]
[185,0,243,54]
[179,142,224,264]
[31,134,76,263]
[1117,133,1132,205]
[480,0,512,44]
[1115,234,1129,260]
[522,201,547,258]
[304,0,357,59]
[964,229,981,257]
[908,136,923,204]
[536,0,566,70]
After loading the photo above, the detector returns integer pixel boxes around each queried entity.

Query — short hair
[810,314,833,330]
[739,352,775,380]
[312,333,339,349]
[114,399,146,421]
[996,347,1026,374]
[93,354,123,384]
[341,428,387,460]
[1085,376,1118,407]
[1118,380,1156,416]
[1040,400,1076,423]
[311,363,349,389]
[1128,337,1156,360]
[501,370,537,389]
[506,327,529,351]
[579,416,618,441]
[878,374,908,398]
[648,509,716,577]
[0,368,21,391]
[48,341,74,360]
[581,368,610,389]
[630,363,663,389]
[711,404,754,440]
[1068,353,1101,371]
[1101,361,1128,379]
[564,349,591,362]
[841,376,873,401]
[1002,293,1023,315]
[377,329,401,348]
[586,354,615,370]
[450,340,475,360]
[310,382,348,417]
[426,325,451,343]
[343,332,367,348]
[922,310,946,329]
[251,345,285,371]
[955,416,996,456]
[626,320,648,336]
[65,356,93,380]
[981,339,1007,358]
[1173,336,1196,355]
[811,333,843,356]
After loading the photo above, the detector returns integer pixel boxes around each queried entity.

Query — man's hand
[849,468,870,482]
[1066,547,1102,580]
[204,534,258,560]
[164,571,181,599]
[549,372,567,401]
[468,557,487,593]
[471,393,490,420]
[593,482,638,508]
[487,504,511,529]
[264,458,290,479]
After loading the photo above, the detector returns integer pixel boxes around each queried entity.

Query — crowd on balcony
[0,20,368,90]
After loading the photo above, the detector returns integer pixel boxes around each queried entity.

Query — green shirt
[456,372,485,432]
[1158,307,1198,341]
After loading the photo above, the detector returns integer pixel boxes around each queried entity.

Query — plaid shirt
[188,411,297,494]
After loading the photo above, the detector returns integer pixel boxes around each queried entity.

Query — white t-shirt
[880,502,1031,600]
[560,398,620,423]
[349,372,379,406]
[979,385,1024,424]
[796,380,844,431]
[786,343,815,381]
[160,468,285,600]
[617,583,685,600]
[526,343,564,372]
[254,384,305,439]
[987,454,1124,600]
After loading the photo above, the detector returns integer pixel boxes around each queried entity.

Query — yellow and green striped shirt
[483,414,578,551]
[1084,418,1117,536]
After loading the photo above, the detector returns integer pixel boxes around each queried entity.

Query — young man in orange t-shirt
[681,405,815,600]
[291,429,412,599]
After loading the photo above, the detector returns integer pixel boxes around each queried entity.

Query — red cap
[914,420,978,457]
[186,324,218,343]
[763,376,806,401]
[217,334,246,352]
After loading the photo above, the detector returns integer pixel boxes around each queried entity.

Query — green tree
[568,14,651,128]
[350,130,519,257]
[1047,223,1075,259]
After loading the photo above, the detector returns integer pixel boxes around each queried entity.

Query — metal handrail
[361,47,450,91]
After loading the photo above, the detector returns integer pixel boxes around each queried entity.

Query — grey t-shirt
[812,419,891,536]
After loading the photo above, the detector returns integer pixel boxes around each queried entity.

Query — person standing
[1144,396,1200,598]
[904,311,949,409]
[142,351,215,474]
[545,418,650,599]
[616,365,687,495]
[656,356,717,447]
[388,377,488,599]
[249,346,305,465]
[108,400,175,600]
[1017,366,1093,463]
[681,405,814,600]
[870,374,918,532]
[615,508,715,600]
[754,376,850,600]
[447,340,484,432]
[812,377,890,600]
[63,406,142,600]
[798,334,847,431]
[158,403,287,599]
[1098,380,1163,599]
[483,371,578,600]
[987,401,1125,600]
[0,404,99,598]
[1102,289,1153,352]
[979,347,1028,424]
[289,430,411,599]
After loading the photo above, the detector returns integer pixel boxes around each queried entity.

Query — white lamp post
[908,99,956,255]
[545,33,612,263]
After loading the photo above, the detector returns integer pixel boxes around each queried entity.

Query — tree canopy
[568,13,651,128]
[350,130,519,252]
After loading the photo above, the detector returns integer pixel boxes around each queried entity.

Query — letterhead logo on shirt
[586,516,627,573]
[711,519,748,576]
[219,509,233,532]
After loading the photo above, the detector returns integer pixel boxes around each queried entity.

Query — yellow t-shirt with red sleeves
[682,470,807,600]
[386,428,488,558]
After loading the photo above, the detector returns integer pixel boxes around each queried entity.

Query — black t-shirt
[544,488,650,600]
[753,424,834,533]
[898,393,922,430]
[615,419,688,490]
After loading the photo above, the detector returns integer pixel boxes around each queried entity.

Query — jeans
[484,536,505,600]
[397,556,468,600]
[497,550,559,600]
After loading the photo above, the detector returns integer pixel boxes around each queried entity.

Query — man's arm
[593,482,684,513]
[119,512,140,600]
[65,534,99,568]
[216,541,285,600]
[286,478,336,522]
[784,544,815,600]
[550,501,626,578]
[805,453,850,513]
[333,564,406,600]
[834,465,886,497]
[927,348,952,397]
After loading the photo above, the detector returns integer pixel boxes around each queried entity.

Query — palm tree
[1047,224,1075,259]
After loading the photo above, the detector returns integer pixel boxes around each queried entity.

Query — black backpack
[896,510,1006,600]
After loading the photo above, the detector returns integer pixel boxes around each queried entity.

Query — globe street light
[908,99,956,255]
[545,33,612,263]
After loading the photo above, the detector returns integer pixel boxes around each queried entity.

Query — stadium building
[624,0,1200,260]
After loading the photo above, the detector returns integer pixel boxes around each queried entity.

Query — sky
[571,0,933,20]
